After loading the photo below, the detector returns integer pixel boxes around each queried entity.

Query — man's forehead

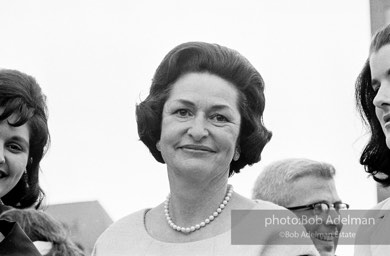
[287,176,339,206]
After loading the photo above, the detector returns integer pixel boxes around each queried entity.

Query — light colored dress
[93,200,319,256]
[354,197,390,256]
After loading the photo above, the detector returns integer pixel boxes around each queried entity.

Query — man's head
[252,158,346,256]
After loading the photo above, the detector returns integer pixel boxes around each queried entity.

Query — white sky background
[0,0,374,238]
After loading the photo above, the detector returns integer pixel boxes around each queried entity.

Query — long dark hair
[0,69,50,207]
[356,24,390,186]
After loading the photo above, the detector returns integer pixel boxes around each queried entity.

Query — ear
[233,147,240,161]
[156,141,161,151]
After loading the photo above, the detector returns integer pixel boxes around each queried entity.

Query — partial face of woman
[371,44,390,149]
[159,72,241,181]
[0,112,30,198]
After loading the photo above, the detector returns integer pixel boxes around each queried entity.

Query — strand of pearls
[164,185,234,233]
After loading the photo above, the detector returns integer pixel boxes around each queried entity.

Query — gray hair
[251,158,336,206]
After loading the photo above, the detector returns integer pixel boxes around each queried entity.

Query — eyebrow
[172,99,235,111]
[305,199,341,205]
[9,135,30,148]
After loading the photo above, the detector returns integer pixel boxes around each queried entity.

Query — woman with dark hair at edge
[0,69,50,255]
[354,24,390,255]
[93,42,319,255]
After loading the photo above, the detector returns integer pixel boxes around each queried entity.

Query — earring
[156,141,161,151]
[233,148,240,161]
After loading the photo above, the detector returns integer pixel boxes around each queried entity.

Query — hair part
[252,158,336,207]
[136,42,272,176]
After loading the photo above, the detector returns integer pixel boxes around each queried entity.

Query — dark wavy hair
[0,69,49,208]
[0,208,85,256]
[356,24,390,186]
[136,42,272,176]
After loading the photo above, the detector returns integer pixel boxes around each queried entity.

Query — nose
[373,82,390,108]
[325,208,341,227]
[187,115,209,141]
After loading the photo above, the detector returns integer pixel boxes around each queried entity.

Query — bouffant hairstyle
[356,24,390,186]
[0,208,85,256]
[136,42,272,176]
[0,69,49,207]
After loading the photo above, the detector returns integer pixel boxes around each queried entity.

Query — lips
[313,232,337,242]
[383,113,390,125]
[0,170,7,179]
[179,144,215,152]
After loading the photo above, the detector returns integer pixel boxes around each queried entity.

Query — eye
[6,143,24,153]
[174,109,192,118]
[372,80,380,92]
[210,114,229,123]
[313,203,329,214]
[335,203,349,211]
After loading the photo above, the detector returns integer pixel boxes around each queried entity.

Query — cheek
[219,128,240,149]
[160,120,176,146]
[304,223,321,233]
[375,107,382,122]
[10,157,28,178]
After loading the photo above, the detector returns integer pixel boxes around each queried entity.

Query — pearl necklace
[164,185,234,233]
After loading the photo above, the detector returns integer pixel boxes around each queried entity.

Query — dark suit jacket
[0,205,42,256]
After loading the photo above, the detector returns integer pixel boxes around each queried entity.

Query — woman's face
[159,72,241,182]
[0,112,30,199]
[371,44,390,149]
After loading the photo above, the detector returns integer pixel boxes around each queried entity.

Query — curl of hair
[136,42,272,176]
[0,208,85,256]
[355,25,390,187]
[0,69,50,208]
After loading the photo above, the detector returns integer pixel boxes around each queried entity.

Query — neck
[167,173,230,227]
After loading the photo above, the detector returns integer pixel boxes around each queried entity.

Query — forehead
[370,44,390,76]
[0,108,30,142]
[0,119,30,141]
[167,72,239,105]
[286,175,339,207]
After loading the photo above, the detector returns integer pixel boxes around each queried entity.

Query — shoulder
[0,204,12,214]
[94,209,148,248]
[0,220,42,256]
[98,208,147,239]
[360,197,390,220]
[372,197,390,210]
[93,209,151,255]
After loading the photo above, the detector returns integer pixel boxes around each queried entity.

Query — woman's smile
[179,144,215,153]
[159,72,241,180]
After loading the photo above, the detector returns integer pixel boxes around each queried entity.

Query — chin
[314,243,335,256]
[318,251,335,256]
[175,163,213,175]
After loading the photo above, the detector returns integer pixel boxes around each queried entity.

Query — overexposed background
[0,0,374,254]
